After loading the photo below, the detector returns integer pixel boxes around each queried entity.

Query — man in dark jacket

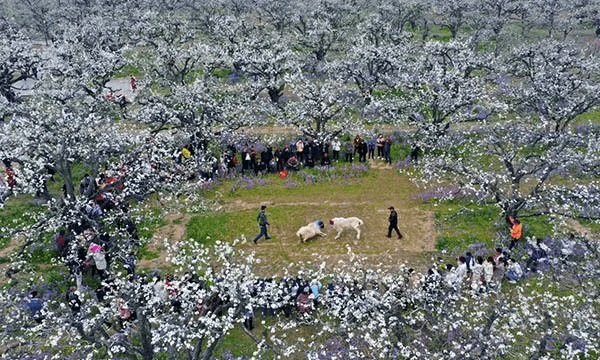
[253,205,271,244]
[387,206,403,239]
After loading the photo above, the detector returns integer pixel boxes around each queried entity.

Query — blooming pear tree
[432,0,476,39]
[284,72,361,140]
[0,35,39,108]
[369,0,426,44]
[529,0,595,40]
[505,40,600,133]
[1,1,600,359]
[233,32,299,105]
[135,81,242,185]
[292,9,344,64]
[2,236,600,359]
[133,13,223,87]
[5,0,60,44]
[416,118,600,218]
[337,40,403,108]
[255,0,295,36]
[397,39,497,145]
[413,39,600,218]
[0,22,132,199]
[467,0,522,55]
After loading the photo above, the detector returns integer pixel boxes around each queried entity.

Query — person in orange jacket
[507,215,523,250]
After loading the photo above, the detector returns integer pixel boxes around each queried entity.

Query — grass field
[137,155,591,280]
[141,160,478,277]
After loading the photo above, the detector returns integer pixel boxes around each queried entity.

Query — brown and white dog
[329,217,364,240]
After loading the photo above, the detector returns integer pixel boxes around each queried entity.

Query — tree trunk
[55,156,75,200]
[139,311,154,360]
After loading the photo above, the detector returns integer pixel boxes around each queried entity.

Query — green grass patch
[430,26,453,42]
[573,106,600,125]
[137,243,160,260]
[0,196,45,250]
[42,266,70,293]
[215,325,258,359]
[428,199,556,253]
[212,68,232,78]
[186,212,233,245]
[0,236,10,250]
[114,64,143,78]
[579,219,600,235]
[431,202,502,251]
[135,208,166,240]
[521,215,557,241]
[83,275,102,290]
[220,166,371,202]
[29,246,58,264]
[179,168,432,275]
[392,143,411,162]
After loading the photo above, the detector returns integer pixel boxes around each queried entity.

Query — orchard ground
[2,145,596,284]
[137,157,599,278]
[139,160,437,277]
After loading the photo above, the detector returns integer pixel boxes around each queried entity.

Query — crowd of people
[22,205,585,345]
[28,167,142,322]
[13,135,581,342]
[419,215,554,300]
[216,134,397,178]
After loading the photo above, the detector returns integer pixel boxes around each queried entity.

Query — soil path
[138,213,192,270]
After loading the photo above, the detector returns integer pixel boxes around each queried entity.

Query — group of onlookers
[215,134,397,177]
[437,216,554,298]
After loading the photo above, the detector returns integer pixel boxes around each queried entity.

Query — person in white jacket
[471,256,484,294]
[483,256,495,291]
[331,137,341,161]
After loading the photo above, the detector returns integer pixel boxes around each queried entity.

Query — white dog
[296,220,327,243]
[329,217,364,240]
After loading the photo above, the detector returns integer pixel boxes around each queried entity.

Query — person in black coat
[358,139,368,162]
[387,206,403,239]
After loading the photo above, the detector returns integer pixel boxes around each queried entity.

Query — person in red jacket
[129,74,137,91]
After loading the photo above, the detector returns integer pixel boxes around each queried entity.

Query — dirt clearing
[142,164,437,276]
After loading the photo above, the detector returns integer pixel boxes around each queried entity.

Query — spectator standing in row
[410,143,421,164]
[383,137,392,165]
[358,138,368,162]
[525,238,549,272]
[321,152,330,166]
[331,137,341,161]
[244,304,254,330]
[470,256,484,294]
[505,258,523,281]
[124,252,136,277]
[344,141,353,163]
[129,74,137,91]
[53,229,68,257]
[296,139,305,163]
[367,137,376,160]
[353,135,361,156]
[66,286,82,316]
[376,134,384,158]
[28,291,44,323]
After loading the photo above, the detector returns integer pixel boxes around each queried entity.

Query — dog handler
[387,206,403,239]
[253,205,271,244]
